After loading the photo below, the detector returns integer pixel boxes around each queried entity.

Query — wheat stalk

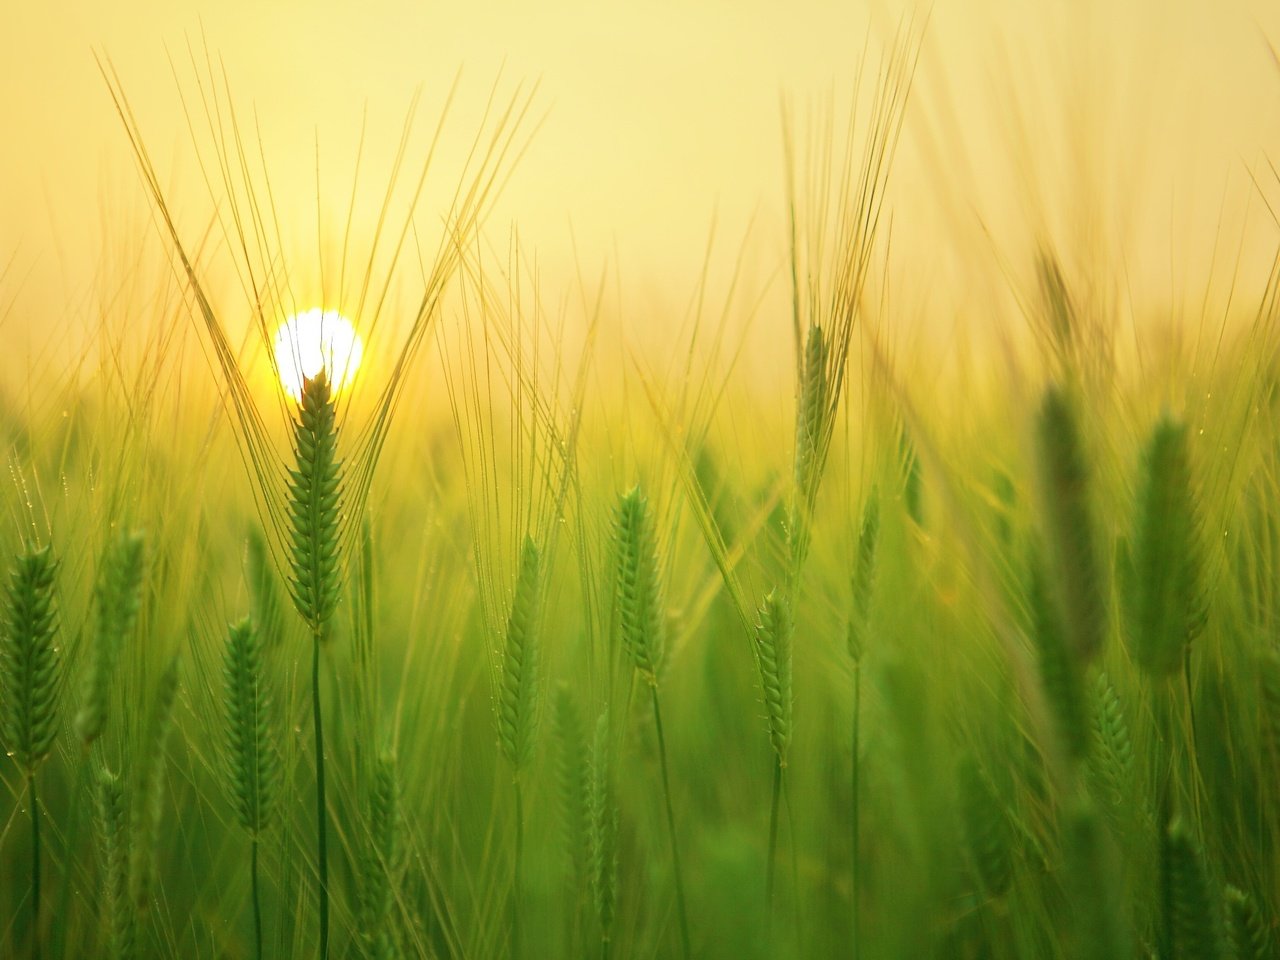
[288,370,345,960]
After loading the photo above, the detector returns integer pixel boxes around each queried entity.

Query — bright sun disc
[272,309,364,401]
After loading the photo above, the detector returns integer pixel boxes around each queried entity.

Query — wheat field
[3,6,1280,959]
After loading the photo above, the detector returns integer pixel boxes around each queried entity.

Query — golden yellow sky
[2,0,1279,372]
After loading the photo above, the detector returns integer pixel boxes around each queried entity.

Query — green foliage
[0,544,61,774]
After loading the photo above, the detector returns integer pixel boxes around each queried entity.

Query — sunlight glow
[272,309,364,401]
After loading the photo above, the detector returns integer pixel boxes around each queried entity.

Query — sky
[1,0,1279,373]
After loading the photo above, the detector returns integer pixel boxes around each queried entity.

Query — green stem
[313,634,329,960]
[1156,683,1174,960]
[767,756,781,920]
[513,777,524,960]
[784,769,801,946]
[252,835,263,960]
[53,758,84,960]
[851,661,860,959]
[31,772,42,960]
[650,685,691,960]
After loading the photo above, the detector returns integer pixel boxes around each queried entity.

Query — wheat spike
[0,544,61,774]
[498,536,544,770]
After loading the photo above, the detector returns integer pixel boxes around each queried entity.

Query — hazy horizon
[3,0,1279,384]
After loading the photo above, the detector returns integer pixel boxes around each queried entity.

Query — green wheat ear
[1166,819,1225,960]
[1026,543,1088,761]
[1,544,61,774]
[221,618,280,836]
[288,370,344,638]
[94,765,135,960]
[753,589,794,766]
[958,754,1014,899]
[498,536,544,771]
[613,487,664,684]
[1125,415,1205,677]
[1225,886,1272,960]
[359,753,405,959]
[792,325,829,532]
[553,685,589,882]
[1034,385,1106,665]
[1086,671,1136,829]
[76,530,146,744]
[847,491,880,662]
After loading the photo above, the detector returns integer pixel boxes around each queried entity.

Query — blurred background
[2,0,1279,384]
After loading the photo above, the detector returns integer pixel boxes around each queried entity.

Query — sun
[272,308,364,401]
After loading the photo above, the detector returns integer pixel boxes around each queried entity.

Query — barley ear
[221,618,280,836]
[553,685,589,882]
[1034,385,1106,665]
[791,325,830,561]
[847,492,879,662]
[0,544,61,774]
[288,370,344,638]
[359,753,404,959]
[76,531,145,744]
[613,487,664,683]
[498,536,544,771]
[1166,819,1225,960]
[1225,886,1272,960]
[94,766,135,960]
[754,589,794,766]
[1125,416,1205,677]
[1026,543,1088,761]
[1086,671,1136,830]
[958,754,1014,899]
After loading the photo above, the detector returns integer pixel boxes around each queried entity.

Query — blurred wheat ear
[1034,385,1106,668]
[76,530,146,745]
[1124,415,1206,677]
